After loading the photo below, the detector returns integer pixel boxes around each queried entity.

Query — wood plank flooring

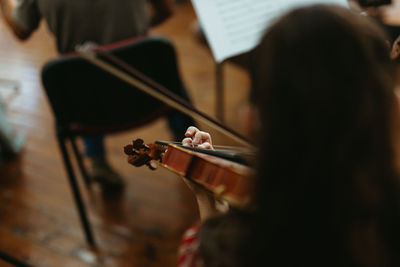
[0,2,251,266]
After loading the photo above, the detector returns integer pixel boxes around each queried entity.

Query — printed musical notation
[191,0,348,62]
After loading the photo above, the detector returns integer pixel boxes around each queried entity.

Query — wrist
[195,192,218,221]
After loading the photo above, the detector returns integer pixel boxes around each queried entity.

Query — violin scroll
[123,139,165,170]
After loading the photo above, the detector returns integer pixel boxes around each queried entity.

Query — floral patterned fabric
[178,223,204,267]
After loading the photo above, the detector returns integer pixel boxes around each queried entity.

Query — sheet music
[191,0,348,62]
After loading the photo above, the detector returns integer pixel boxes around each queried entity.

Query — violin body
[162,144,253,207]
[124,139,254,207]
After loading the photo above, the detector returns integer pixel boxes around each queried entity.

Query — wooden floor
[0,2,250,267]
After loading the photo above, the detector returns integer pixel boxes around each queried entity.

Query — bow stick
[75,42,255,149]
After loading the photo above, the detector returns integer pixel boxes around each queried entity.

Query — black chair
[41,35,194,246]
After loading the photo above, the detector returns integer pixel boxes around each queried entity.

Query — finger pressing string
[182,137,194,147]
[185,126,199,137]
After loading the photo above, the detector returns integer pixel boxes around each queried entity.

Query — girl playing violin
[178,4,400,267]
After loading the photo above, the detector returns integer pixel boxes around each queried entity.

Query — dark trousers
[83,111,194,156]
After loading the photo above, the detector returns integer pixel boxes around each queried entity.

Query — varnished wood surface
[0,2,250,267]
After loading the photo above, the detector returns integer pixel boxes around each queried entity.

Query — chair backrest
[41,35,191,135]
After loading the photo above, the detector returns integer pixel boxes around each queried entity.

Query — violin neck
[155,141,253,166]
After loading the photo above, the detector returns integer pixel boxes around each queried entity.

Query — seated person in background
[0,0,194,192]
[179,4,400,267]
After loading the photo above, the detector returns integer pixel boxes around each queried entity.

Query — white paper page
[191,0,348,62]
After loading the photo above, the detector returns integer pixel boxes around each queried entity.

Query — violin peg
[133,138,144,149]
[146,160,158,171]
[129,154,152,167]
[123,144,134,155]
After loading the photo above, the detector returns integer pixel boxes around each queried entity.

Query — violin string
[161,141,254,153]
[165,141,244,150]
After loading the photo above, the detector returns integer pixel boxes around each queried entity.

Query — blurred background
[0,0,251,266]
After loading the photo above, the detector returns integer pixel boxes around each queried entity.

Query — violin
[124,139,254,207]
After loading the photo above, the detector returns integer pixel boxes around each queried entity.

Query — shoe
[88,156,125,194]
[91,166,124,193]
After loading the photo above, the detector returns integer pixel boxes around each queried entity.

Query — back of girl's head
[250,4,400,266]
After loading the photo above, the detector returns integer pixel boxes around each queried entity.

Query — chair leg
[56,135,95,246]
[70,137,91,187]
[0,250,32,267]
[215,61,225,123]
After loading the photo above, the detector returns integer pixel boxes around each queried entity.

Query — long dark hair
[250,4,400,266]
